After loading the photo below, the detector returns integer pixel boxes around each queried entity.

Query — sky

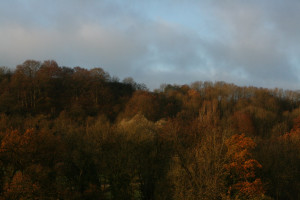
[1,0,300,90]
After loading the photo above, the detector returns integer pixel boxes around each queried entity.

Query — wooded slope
[0,60,300,199]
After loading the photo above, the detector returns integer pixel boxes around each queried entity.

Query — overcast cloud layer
[1,0,300,90]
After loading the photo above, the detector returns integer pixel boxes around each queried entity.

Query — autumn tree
[165,99,228,200]
[257,116,300,200]
[231,111,255,136]
[0,127,64,199]
[35,60,63,114]
[122,91,161,121]
[117,114,172,200]
[224,134,265,200]
[10,60,41,111]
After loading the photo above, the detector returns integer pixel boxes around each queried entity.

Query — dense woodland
[0,60,300,199]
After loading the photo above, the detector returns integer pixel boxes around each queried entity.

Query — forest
[0,60,300,200]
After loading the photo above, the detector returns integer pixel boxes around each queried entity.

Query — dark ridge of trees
[0,60,300,199]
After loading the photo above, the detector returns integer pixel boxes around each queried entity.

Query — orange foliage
[233,179,265,198]
[3,171,40,199]
[225,134,265,199]
[0,129,36,155]
[282,116,300,140]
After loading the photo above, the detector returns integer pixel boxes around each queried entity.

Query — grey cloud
[0,0,208,87]
[200,0,300,88]
[1,0,300,90]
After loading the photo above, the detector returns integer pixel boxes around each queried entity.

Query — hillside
[0,60,300,199]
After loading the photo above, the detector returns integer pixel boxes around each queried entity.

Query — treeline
[0,60,300,199]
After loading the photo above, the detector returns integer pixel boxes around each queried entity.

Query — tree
[117,114,172,200]
[10,60,41,111]
[122,91,161,121]
[2,171,40,200]
[231,111,255,136]
[224,134,265,200]
[0,128,64,199]
[165,99,228,200]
